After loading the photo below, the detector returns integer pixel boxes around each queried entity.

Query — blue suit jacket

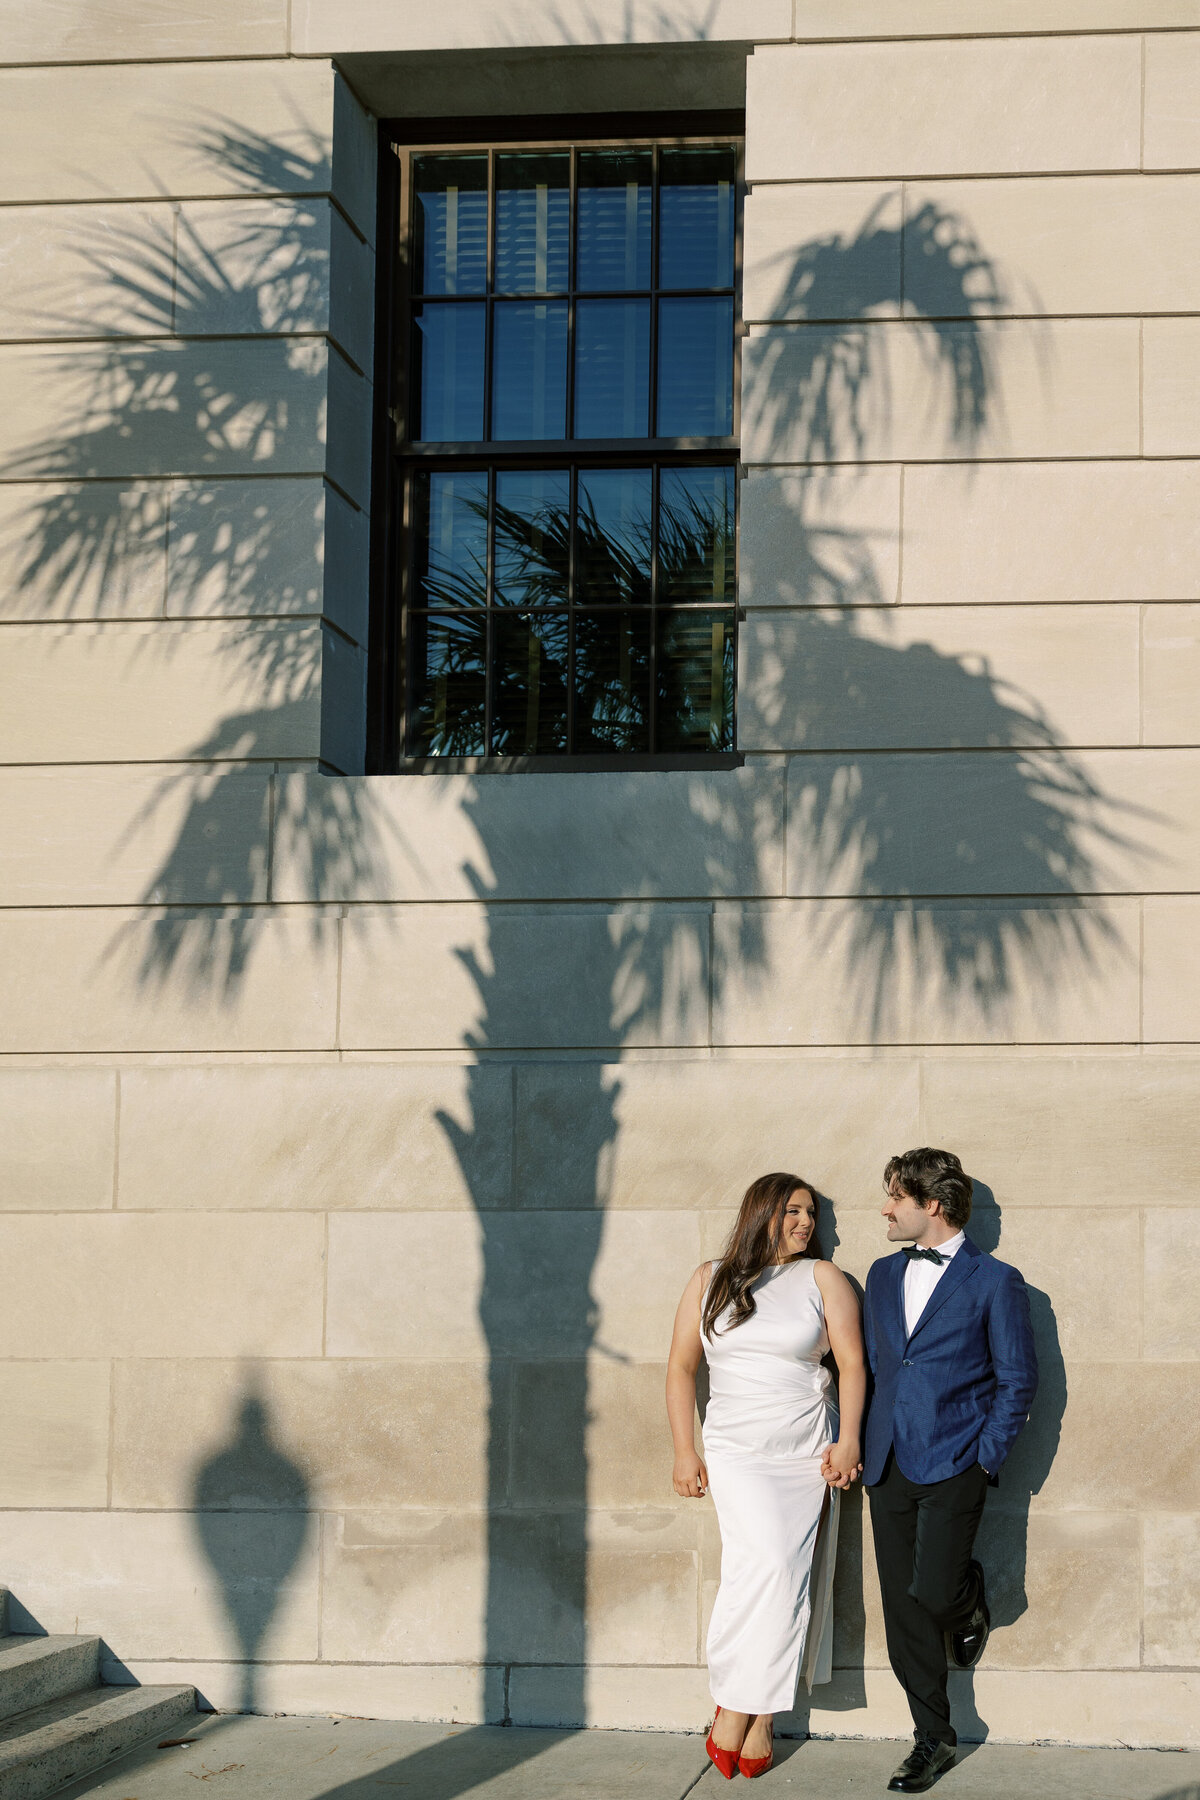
[863,1237,1038,1486]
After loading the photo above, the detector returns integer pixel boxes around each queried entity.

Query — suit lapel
[884,1250,908,1350]
[906,1236,982,1343]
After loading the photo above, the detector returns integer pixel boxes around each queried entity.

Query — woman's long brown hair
[701,1171,820,1337]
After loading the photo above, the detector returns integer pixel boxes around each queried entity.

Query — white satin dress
[702,1257,840,1714]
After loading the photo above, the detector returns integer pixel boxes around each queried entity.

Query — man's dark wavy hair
[884,1147,973,1230]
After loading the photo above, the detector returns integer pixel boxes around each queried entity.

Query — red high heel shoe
[705,1707,741,1781]
[737,1743,774,1779]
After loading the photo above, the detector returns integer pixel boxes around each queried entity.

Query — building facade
[1,0,1198,1750]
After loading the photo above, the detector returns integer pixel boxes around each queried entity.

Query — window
[371,116,744,767]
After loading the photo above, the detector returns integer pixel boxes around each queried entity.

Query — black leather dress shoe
[948,1559,990,1668]
[887,1734,956,1792]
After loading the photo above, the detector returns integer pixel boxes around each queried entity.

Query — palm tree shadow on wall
[2,121,1154,1797]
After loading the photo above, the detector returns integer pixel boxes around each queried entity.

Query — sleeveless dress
[702,1257,841,1713]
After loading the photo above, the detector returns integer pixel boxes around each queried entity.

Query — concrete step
[0,1639,100,1728]
[0,1683,197,1800]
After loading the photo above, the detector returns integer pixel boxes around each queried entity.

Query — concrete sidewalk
[50,1713,1200,1800]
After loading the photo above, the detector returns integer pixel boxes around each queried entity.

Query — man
[857,1148,1037,1793]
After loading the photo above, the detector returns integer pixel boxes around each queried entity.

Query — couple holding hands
[666,1148,1038,1794]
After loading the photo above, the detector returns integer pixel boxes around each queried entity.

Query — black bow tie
[903,1245,948,1265]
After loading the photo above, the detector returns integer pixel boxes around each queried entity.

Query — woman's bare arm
[814,1260,867,1489]
[666,1262,711,1498]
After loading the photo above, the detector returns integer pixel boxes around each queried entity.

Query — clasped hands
[820,1442,864,1490]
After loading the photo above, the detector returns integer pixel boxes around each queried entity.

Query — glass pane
[658,466,735,606]
[657,297,734,437]
[412,470,488,608]
[659,146,736,289]
[495,152,570,294]
[656,609,735,751]
[492,301,568,440]
[576,149,652,291]
[576,468,651,606]
[407,612,488,755]
[412,303,486,441]
[574,298,650,439]
[574,610,651,753]
[494,470,569,607]
[491,612,569,753]
[412,154,488,296]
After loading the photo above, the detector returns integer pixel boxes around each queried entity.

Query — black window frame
[367,110,746,774]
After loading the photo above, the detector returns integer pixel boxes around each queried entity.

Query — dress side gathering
[702,1257,841,1714]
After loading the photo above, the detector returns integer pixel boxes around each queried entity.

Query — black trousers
[867,1455,989,1746]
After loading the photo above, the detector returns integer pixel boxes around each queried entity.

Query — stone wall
[0,0,1197,1751]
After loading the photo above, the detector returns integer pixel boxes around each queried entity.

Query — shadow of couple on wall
[1,113,1146,1798]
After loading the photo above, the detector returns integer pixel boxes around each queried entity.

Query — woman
[666,1173,866,1779]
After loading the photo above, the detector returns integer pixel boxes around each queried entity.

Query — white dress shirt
[902,1229,966,1339]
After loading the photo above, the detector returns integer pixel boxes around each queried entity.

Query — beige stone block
[0,1067,115,1210]
[112,1360,487,1512]
[337,904,712,1051]
[0,0,286,61]
[0,1363,109,1507]
[0,61,336,207]
[742,318,1140,465]
[711,898,1141,1048]
[175,200,372,372]
[745,39,1141,183]
[326,1211,699,1361]
[989,1210,1140,1364]
[0,905,338,1054]
[906,176,1200,320]
[293,0,790,53]
[976,1514,1139,1669]
[920,1055,1200,1208]
[742,185,903,324]
[1144,603,1200,744]
[1144,1514,1200,1665]
[787,749,1190,900]
[1145,898,1200,1043]
[0,203,176,340]
[792,1,1200,34]
[513,1058,919,1211]
[509,1664,712,1732]
[166,477,328,618]
[0,765,272,907]
[740,606,1140,752]
[321,1506,699,1666]
[118,1062,512,1211]
[511,1361,675,1509]
[0,1508,317,1661]
[1025,1363,1199,1512]
[0,481,167,621]
[1145,30,1200,170]
[1144,319,1200,458]
[0,338,332,487]
[0,1213,324,1357]
[1144,1210,1200,1357]
[0,621,322,764]
[739,468,901,608]
[903,461,1200,607]
[274,765,783,903]
[114,1660,505,1723]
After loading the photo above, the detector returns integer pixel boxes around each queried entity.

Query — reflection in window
[575,299,651,439]
[575,610,651,752]
[495,153,570,294]
[659,466,735,606]
[492,302,568,440]
[576,150,653,291]
[657,609,735,751]
[492,612,570,753]
[576,468,651,607]
[413,155,488,296]
[407,612,488,755]
[494,470,570,607]
[412,304,486,441]
[657,298,735,437]
[659,147,736,289]
[413,470,487,608]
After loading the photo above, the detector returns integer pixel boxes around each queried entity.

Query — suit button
[902,1359,913,1366]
